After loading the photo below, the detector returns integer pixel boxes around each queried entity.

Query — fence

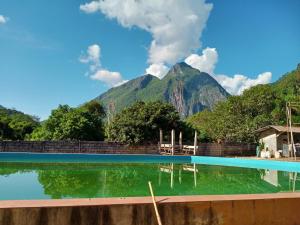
[0,141,256,156]
[197,143,256,156]
[0,141,159,154]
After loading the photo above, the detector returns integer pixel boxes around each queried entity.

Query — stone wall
[0,141,159,154]
[0,141,256,156]
[197,143,256,157]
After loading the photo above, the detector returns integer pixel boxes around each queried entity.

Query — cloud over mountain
[80,1,272,94]
[184,48,272,95]
[185,48,218,75]
[80,0,213,77]
[80,44,127,87]
[145,63,169,79]
[216,72,272,95]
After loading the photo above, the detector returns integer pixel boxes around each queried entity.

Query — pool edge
[1,193,300,209]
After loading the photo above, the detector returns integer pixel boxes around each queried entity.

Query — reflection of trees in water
[103,165,155,197]
[1,163,300,199]
[36,164,154,199]
[38,169,103,199]
[0,163,32,176]
[0,168,24,176]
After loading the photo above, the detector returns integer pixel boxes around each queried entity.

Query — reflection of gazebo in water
[158,163,198,188]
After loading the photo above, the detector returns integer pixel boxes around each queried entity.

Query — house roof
[256,125,300,134]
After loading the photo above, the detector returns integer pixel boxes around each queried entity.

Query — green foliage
[106,101,182,144]
[38,169,101,199]
[29,101,105,141]
[187,65,300,143]
[0,107,39,140]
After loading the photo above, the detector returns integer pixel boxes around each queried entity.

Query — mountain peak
[166,62,194,77]
[175,62,190,68]
[171,62,192,70]
[96,62,229,117]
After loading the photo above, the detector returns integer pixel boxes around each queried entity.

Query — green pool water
[0,162,299,200]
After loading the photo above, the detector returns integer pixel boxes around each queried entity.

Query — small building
[256,125,300,156]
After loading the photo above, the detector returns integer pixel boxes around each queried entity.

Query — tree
[186,63,300,143]
[106,101,182,144]
[0,107,39,140]
[29,101,105,141]
[186,85,277,143]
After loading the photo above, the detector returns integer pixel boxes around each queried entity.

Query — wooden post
[286,103,291,156]
[193,163,197,187]
[160,129,163,145]
[171,163,174,189]
[148,182,163,225]
[287,103,296,159]
[194,131,198,156]
[179,131,183,151]
[171,129,175,155]
[159,129,163,153]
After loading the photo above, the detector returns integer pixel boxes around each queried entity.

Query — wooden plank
[148,182,163,225]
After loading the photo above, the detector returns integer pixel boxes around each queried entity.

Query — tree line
[187,65,300,143]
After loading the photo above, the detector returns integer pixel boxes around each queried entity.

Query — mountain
[95,62,229,117]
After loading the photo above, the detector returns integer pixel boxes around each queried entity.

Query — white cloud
[80,1,100,13]
[184,47,218,74]
[216,72,272,95]
[80,44,100,64]
[0,15,8,24]
[91,70,127,87]
[80,44,101,72]
[80,44,126,87]
[185,48,272,95]
[146,63,169,79]
[80,0,213,66]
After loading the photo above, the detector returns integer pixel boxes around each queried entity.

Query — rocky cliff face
[96,62,230,117]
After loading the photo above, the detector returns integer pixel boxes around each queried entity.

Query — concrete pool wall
[1,193,300,225]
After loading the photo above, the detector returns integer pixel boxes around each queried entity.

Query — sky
[0,0,299,120]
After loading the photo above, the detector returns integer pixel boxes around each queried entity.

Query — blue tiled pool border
[191,156,300,173]
[0,152,300,173]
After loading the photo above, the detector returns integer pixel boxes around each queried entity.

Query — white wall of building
[259,130,277,154]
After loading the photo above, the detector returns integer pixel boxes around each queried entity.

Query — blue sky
[0,0,299,120]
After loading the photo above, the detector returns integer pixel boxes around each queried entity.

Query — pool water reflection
[0,162,299,200]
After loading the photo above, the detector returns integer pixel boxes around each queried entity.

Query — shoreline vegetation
[1,64,299,146]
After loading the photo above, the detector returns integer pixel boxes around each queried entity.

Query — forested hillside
[0,106,39,140]
[187,64,300,143]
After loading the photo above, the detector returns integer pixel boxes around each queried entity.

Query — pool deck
[237,156,300,162]
[1,192,300,209]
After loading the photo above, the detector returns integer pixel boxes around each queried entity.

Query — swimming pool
[0,152,300,200]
